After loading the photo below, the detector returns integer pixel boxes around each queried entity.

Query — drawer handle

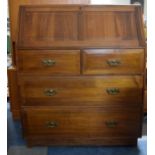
[44,89,57,96]
[42,59,56,66]
[107,59,121,67]
[106,88,120,95]
[105,120,118,128]
[46,121,58,128]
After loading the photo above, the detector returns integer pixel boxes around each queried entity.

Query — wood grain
[19,76,143,106]
[80,8,139,46]
[14,5,146,146]
[17,5,144,49]
[144,90,147,113]
[18,7,79,48]
[9,0,90,46]
[17,50,80,75]
[82,49,144,75]
[22,106,141,138]
[26,137,137,146]
[7,67,21,119]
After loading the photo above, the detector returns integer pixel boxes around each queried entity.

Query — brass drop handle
[46,121,58,128]
[106,88,120,95]
[107,59,121,67]
[42,59,56,66]
[44,89,57,96]
[105,120,118,128]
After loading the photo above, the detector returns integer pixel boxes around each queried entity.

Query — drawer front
[22,106,141,138]
[17,50,80,75]
[82,49,144,75]
[19,76,143,106]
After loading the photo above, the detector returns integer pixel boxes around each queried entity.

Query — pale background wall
[91,0,130,4]
[144,0,147,19]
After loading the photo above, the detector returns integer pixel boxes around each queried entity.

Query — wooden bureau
[16,5,145,146]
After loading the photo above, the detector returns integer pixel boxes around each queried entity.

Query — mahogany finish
[82,49,144,75]
[144,90,147,112]
[19,76,143,106]
[15,5,145,146]
[22,106,141,138]
[8,0,90,119]
[9,0,90,64]
[17,50,80,75]
[7,68,21,119]
[17,5,145,49]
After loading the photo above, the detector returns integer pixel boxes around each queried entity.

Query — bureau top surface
[17,5,145,49]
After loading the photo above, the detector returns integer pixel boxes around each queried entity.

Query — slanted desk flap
[17,5,145,49]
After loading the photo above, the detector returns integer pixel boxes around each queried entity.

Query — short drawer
[82,49,144,75]
[19,76,143,106]
[17,50,80,75]
[22,106,141,138]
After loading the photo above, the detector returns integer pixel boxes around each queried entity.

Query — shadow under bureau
[16,5,146,146]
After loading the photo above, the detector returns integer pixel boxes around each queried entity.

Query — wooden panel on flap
[18,7,79,48]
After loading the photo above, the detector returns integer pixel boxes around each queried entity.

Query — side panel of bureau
[8,67,21,119]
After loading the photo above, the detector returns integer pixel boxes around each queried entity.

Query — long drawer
[82,49,144,75]
[22,106,141,138]
[17,50,80,75]
[19,76,143,106]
